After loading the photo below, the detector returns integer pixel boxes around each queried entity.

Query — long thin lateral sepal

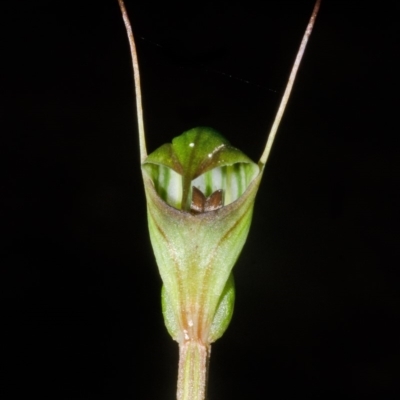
[117,0,147,163]
[259,0,321,166]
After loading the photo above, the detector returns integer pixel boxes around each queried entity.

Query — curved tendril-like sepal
[117,0,147,162]
[259,0,321,166]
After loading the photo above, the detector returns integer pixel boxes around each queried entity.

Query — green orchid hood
[142,127,263,344]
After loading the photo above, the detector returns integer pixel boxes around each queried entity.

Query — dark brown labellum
[190,186,224,214]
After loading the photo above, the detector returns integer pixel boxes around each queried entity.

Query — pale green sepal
[208,273,235,343]
[162,273,235,343]
[161,284,180,341]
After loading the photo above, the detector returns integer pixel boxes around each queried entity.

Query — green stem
[177,341,210,400]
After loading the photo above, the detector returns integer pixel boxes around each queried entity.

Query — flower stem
[177,341,210,400]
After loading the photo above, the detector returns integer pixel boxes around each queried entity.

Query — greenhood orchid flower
[117,1,321,399]
[142,127,261,345]
[143,126,263,400]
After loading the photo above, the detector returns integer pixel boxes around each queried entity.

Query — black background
[1,1,399,398]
